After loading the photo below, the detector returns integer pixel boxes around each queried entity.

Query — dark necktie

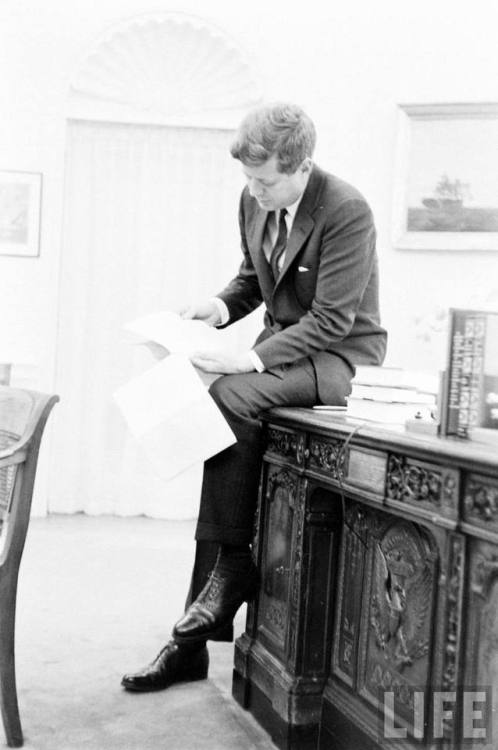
[270,209,288,281]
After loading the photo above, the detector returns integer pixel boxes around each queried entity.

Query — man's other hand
[180,301,221,327]
[190,351,255,375]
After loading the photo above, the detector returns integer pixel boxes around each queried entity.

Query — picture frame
[392,103,498,251]
[0,170,42,257]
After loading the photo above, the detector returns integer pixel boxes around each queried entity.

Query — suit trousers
[183,353,353,640]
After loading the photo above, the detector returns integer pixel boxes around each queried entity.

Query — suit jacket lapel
[273,166,322,290]
[275,211,314,289]
[245,165,324,295]
[246,208,274,295]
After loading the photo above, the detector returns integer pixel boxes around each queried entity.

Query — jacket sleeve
[214,193,264,324]
[253,198,376,369]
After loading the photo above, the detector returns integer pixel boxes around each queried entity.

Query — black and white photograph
[0,171,42,257]
[1,2,497,749]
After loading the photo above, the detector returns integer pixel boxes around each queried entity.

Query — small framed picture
[0,170,42,257]
[393,103,498,251]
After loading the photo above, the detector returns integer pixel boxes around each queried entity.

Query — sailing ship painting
[408,173,498,232]
[403,109,498,237]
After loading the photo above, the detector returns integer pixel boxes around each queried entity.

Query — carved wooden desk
[232,408,498,750]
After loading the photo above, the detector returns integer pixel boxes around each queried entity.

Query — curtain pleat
[50,120,262,518]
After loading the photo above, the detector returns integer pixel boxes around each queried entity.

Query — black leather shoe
[173,564,259,644]
[121,639,208,692]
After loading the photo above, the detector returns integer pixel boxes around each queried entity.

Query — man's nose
[248,179,264,199]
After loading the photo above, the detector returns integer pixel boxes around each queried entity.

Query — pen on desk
[312,405,347,411]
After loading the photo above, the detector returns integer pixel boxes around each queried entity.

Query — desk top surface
[265,407,498,472]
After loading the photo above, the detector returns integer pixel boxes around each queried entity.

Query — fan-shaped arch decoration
[68,13,262,127]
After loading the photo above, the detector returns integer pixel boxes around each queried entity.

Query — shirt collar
[281,194,302,223]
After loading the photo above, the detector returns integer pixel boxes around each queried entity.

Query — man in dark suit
[122,102,387,691]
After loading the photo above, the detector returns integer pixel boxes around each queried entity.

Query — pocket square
[298,266,310,272]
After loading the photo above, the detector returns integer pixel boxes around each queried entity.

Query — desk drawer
[386,453,459,521]
[307,434,345,480]
[266,424,306,467]
[464,473,498,535]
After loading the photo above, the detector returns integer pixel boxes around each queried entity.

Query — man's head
[230,103,316,211]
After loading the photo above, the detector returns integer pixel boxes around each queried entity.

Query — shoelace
[204,574,223,604]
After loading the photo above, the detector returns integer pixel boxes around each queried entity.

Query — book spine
[468,316,486,431]
[445,311,465,435]
[445,311,486,437]
[437,369,448,435]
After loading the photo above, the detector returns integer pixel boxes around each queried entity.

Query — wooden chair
[0,387,59,747]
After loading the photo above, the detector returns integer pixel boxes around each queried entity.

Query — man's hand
[190,351,255,375]
[180,301,221,327]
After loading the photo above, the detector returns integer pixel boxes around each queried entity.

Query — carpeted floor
[12,515,276,750]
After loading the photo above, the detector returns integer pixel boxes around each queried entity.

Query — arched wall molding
[67,12,263,128]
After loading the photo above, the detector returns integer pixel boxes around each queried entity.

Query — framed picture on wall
[393,102,498,251]
[0,170,42,257]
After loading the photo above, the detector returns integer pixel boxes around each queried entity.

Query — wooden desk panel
[233,409,498,750]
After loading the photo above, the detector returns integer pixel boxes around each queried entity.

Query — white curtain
[50,120,262,518]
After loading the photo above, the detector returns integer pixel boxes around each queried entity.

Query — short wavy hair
[230,102,316,174]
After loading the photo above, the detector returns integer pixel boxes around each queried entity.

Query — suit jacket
[217,164,387,404]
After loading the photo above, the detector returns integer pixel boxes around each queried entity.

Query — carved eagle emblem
[371,541,432,668]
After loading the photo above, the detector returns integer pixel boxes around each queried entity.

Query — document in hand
[124,310,221,355]
[113,354,236,480]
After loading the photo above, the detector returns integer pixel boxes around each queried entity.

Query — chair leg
[0,581,23,747]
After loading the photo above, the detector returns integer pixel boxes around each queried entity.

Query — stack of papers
[124,311,224,386]
[114,313,236,480]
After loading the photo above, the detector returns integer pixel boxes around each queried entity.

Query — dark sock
[215,544,253,575]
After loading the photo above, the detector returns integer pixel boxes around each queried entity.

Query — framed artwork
[0,170,42,257]
[393,103,498,251]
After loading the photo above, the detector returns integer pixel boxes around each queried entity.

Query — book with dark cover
[443,309,498,438]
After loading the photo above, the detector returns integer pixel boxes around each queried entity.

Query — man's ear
[300,157,313,174]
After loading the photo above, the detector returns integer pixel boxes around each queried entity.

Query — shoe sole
[121,671,208,692]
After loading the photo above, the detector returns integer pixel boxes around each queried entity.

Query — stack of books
[346,366,438,425]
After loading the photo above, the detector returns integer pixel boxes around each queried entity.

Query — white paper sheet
[124,310,221,356]
[113,354,236,480]
[125,311,223,386]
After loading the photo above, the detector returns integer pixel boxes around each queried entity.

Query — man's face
[242,155,312,211]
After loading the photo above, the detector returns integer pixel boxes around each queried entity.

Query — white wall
[1,0,497,511]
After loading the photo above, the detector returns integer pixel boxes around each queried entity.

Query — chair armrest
[0,391,59,467]
[0,447,28,468]
[0,431,33,465]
